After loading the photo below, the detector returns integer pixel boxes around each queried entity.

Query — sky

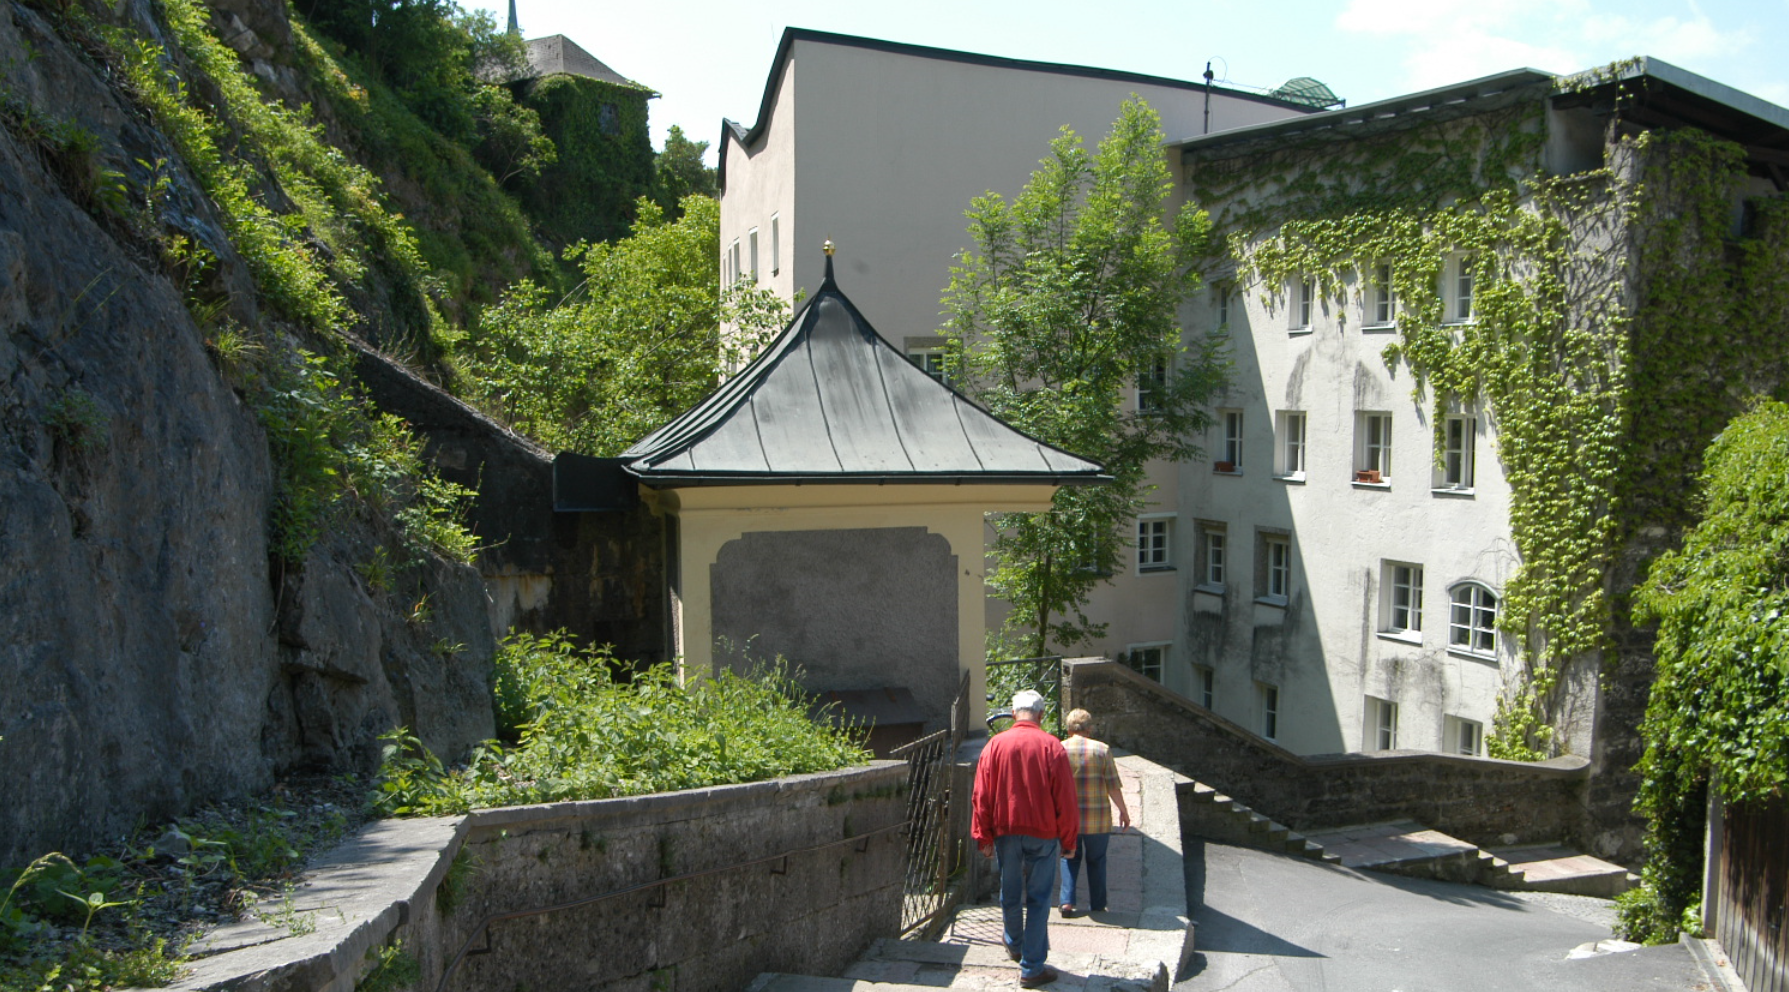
[475,0,1789,164]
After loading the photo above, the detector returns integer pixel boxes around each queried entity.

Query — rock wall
[0,0,494,868]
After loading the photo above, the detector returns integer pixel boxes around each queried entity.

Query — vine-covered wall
[1183,82,1789,860]
[517,74,656,251]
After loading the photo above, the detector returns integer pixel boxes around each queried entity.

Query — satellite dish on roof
[1272,76,1343,109]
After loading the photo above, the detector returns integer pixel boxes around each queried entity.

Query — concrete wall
[1063,659,1597,852]
[713,527,959,722]
[353,346,667,663]
[167,763,908,992]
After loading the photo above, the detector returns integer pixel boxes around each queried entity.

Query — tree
[1619,398,1789,942]
[464,194,786,455]
[654,125,717,218]
[943,98,1225,657]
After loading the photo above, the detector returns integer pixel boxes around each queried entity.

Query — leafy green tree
[464,194,786,455]
[654,125,717,217]
[1619,398,1789,942]
[943,98,1225,657]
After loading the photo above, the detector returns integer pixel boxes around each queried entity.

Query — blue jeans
[1058,832,1111,911]
[995,834,1060,977]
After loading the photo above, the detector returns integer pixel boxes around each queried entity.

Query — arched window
[1448,582,1498,656]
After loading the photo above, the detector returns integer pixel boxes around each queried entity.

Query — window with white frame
[1276,410,1306,479]
[1137,357,1169,413]
[748,228,759,283]
[1219,409,1243,470]
[1447,254,1475,322]
[1255,681,1280,740]
[1290,277,1314,332]
[1126,643,1167,682]
[728,240,741,286]
[1197,524,1226,590]
[1446,715,1483,756]
[1367,262,1396,328]
[770,214,780,275]
[1366,696,1399,750]
[1438,416,1475,490]
[1449,582,1498,656]
[910,349,948,384]
[1194,665,1215,709]
[1381,561,1424,636]
[1137,516,1173,571]
[1258,532,1291,604]
[1214,282,1233,332]
[1357,412,1392,481]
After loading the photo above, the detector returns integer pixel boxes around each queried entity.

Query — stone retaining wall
[159,762,908,992]
[1063,659,1593,851]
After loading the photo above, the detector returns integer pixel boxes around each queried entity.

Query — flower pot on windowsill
[1214,461,1236,473]
[1354,469,1383,484]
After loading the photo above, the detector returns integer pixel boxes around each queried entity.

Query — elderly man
[971,689,1078,988]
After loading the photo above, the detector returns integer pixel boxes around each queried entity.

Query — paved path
[1178,840,1712,992]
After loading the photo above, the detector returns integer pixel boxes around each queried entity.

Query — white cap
[1011,689,1046,716]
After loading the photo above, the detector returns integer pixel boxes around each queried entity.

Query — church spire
[506,0,519,36]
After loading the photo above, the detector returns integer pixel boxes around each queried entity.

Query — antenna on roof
[1202,61,1215,134]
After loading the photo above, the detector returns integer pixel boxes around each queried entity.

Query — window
[1126,643,1166,682]
[1194,665,1215,709]
[1276,411,1306,479]
[1382,562,1424,635]
[1214,283,1232,332]
[1449,583,1498,656]
[1218,409,1243,470]
[1439,416,1475,490]
[1367,262,1395,328]
[1258,532,1291,604]
[1197,524,1227,589]
[748,228,760,283]
[770,214,780,275]
[1446,716,1483,756]
[1366,696,1399,750]
[1290,277,1314,332]
[728,240,741,286]
[1137,357,1168,413]
[1137,516,1173,571]
[910,348,949,384]
[1255,682,1280,741]
[1447,254,1475,322]
[1357,412,1392,481]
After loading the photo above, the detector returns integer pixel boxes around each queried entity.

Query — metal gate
[1716,795,1789,992]
[890,672,970,938]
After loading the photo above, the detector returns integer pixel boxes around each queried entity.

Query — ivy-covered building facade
[1168,58,1789,856]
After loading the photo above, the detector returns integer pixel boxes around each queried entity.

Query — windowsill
[1273,473,1306,485]
[1351,480,1391,490]
[1442,318,1478,327]
[1361,323,1398,334]
[1287,327,1313,337]
[1138,565,1176,575]
[1430,487,1476,499]
[1254,595,1288,609]
[1214,468,1243,477]
[1377,630,1423,646]
[1194,583,1225,596]
[1447,646,1497,663]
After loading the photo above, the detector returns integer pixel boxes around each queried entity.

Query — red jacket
[971,720,1078,855]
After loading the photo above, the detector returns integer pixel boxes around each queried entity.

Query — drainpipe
[1203,61,1215,134]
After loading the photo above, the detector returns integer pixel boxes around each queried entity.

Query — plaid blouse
[1063,735,1120,835]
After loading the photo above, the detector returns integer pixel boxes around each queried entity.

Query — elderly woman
[1058,708,1130,917]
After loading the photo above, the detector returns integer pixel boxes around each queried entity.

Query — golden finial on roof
[823,238,835,256]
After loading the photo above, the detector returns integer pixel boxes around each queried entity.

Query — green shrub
[374,633,870,815]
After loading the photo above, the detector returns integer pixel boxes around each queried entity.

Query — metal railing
[889,670,971,938]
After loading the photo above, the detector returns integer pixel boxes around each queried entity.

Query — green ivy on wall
[517,75,656,252]
[1192,87,1788,763]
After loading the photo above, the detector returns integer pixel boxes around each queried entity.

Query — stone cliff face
[0,0,496,869]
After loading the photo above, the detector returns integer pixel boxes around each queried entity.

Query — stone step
[752,943,1158,992]
[1179,780,1331,865]
[1487,844,1639,897]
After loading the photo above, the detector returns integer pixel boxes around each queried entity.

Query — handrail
[433,820,905,992]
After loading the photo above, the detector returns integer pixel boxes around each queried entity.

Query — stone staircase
[1180,782,1638,897]
[747,938,1165,992]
